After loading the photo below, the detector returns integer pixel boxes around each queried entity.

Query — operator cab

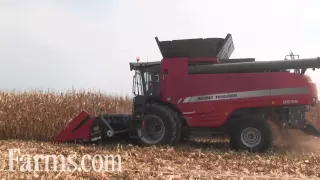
[130,61,161,97]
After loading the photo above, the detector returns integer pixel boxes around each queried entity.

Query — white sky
[0,0,319,96]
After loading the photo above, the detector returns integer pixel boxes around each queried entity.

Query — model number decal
[283,100,299,104]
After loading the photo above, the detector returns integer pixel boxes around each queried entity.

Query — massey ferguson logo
[215,93,237,99]
[196,93,238,101]
[197,96,214,100]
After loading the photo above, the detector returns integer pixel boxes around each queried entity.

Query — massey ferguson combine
[55,34,320,152]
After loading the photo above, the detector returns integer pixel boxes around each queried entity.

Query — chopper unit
[55,33,320,152]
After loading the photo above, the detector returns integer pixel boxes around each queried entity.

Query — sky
[0,0,319,96]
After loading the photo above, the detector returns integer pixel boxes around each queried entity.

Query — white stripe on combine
[182,97,192,103]
[182,87,309,103]
[177,98,182,103]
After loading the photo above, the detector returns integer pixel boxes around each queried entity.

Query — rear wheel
[229,115,273,153]
[137,104,179,145]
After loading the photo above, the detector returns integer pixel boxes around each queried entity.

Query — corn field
[0,90,132,141]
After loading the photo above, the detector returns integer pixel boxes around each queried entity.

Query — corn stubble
[0,90,319,179]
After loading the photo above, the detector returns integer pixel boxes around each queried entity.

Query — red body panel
[55,111,95,142]
[159,58,318,128]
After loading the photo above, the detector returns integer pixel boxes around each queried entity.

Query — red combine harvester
[56,34,320,152]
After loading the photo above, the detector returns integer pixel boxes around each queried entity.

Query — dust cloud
[271,123,320,154]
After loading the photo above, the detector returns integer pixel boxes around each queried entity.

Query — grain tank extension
[56,33,320,153]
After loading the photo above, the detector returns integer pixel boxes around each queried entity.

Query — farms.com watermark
[2,149,122,172]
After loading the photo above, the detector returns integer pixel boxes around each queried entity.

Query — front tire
[137,104,179,145]
[229,115,273,153]
[180,119,190,143]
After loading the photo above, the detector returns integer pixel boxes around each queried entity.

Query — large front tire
[137,104,179,146]
[229,115,273,153]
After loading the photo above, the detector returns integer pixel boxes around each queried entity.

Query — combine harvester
[56,34,320,152]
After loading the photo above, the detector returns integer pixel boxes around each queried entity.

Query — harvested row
[0,139,320,179]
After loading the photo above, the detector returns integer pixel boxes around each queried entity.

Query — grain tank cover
[155,33,234,59]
